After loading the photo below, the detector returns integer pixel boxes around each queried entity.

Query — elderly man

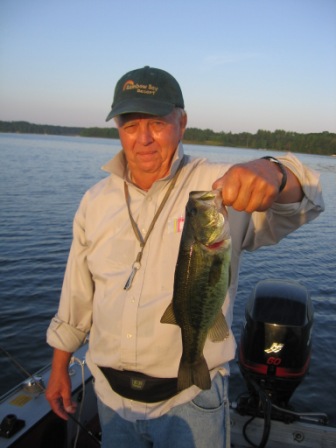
[46,66,324,447]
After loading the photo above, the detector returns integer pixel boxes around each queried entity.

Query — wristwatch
[261,156,287,193]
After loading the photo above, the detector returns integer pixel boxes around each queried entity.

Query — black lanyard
[123,156,185,290]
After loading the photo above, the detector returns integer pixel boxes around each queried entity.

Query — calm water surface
[0,133,335,425]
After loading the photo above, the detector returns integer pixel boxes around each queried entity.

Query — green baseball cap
[105,66,184,121]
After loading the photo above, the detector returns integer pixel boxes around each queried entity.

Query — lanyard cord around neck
[123,156,185,290]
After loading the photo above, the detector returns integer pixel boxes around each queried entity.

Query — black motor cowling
[238,279,313,406]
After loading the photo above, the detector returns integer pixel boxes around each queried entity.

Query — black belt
[98,366,178,403]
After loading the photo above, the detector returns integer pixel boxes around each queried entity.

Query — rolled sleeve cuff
[278,152,324,209]
[47,315,88,353]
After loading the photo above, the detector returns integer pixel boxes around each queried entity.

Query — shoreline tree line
[1,120,335,155]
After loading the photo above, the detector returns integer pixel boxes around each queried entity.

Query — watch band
[261,156,287,193]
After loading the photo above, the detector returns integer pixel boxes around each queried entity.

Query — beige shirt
[47,143,324,421]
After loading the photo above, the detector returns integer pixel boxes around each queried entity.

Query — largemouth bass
[161,190,231,392]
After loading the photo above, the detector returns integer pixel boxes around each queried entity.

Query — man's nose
[137,122,154,145]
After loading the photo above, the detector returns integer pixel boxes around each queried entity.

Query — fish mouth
[205,240,225,250]
[189,190,218,200]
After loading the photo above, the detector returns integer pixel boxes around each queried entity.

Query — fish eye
[188,207,198,216]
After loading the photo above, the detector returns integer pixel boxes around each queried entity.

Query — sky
[1,0,335,134]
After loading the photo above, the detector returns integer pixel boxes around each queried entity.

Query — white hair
[114,107,186,127]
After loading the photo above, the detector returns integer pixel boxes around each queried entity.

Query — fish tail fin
[177,355,211,392]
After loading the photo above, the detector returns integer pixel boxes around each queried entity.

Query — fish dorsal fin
[208,311,230,341]
[160,302,178,325]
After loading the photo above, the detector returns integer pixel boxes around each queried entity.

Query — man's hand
[45,349,77,420]
[212,158,303,213]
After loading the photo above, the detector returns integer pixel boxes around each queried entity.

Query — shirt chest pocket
[87,238,136,281]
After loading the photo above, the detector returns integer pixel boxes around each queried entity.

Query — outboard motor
[238,279,313,408]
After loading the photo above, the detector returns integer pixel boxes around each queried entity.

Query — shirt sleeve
[237,152,325,251]
[46,195,94,352]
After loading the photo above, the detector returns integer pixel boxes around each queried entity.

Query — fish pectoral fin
[208,311,230,342]
[160,302,178,325]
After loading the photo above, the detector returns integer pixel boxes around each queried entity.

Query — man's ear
[179,112,188,139]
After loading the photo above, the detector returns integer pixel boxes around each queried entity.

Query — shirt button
[127,333,133,339]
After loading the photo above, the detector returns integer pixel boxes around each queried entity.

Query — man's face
[116,110,187,184]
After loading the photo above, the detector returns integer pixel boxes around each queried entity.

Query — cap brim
[105,98,175,122]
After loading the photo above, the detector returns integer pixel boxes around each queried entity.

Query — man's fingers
[213,170,241,207]
[49,398,70,420]
[213,161,281,212]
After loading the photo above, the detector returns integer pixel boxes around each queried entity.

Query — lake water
[0,133,335,426]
